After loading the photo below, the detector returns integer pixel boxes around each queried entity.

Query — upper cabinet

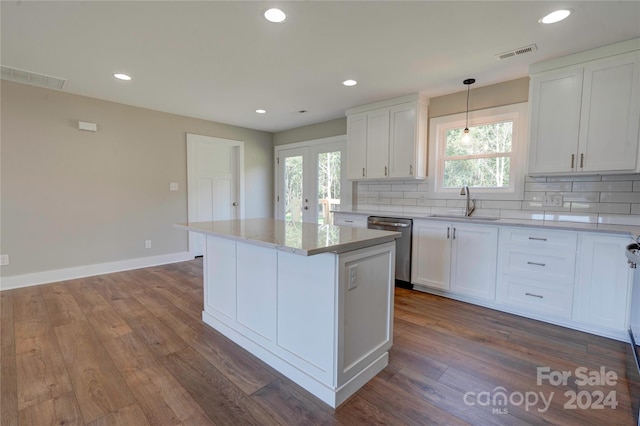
[346,94,428,180]
[528,40,640,175]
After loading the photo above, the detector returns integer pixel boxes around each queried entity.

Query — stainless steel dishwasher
[367,216,413,288]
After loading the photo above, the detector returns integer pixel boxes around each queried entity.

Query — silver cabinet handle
[580,153,584,168]
[452,228,456,240]
[304,206,308,210]
[345,220,353,223]
[571,154,575,169]
[528,237,547,241]
[409,164,413,175]
[384,166,388,176]
[232,202,238,206]
[447,227,450,239]
[362,167,365,177]
[525,292,544,299]
[527,261,546,267]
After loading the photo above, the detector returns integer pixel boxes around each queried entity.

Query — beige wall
[429,77,530,118]
[273,117,346,146]
[1,81,273,277]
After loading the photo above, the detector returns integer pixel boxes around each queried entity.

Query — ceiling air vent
[494,44,537,60]
[1,65,66,89]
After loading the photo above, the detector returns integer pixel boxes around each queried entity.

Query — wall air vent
[1,65,66,89]
[494,44,537,60]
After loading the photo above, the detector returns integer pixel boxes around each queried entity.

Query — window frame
[428,102,528,201]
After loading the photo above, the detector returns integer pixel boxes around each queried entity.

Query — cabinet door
[528,68,583,174]
[347,113,367,179]
[574,233,632,331]
[411,221,451,290]
[389,103,417,178]
[365,109,390,179]
[579,52,640,172]
[450,224,498,300]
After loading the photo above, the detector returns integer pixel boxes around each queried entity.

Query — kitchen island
[174,218,400,407]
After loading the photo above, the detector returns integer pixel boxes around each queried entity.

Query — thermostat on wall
[78,121,97,132]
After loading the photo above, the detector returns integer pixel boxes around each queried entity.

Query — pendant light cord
[463,78,475,131]
[465,84,470,129]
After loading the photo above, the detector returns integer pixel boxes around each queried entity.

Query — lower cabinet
[573,233,632,331]
[412,220,498,300]
[333,212,368,228]
[412,222,634,341]
[496,227,577,319]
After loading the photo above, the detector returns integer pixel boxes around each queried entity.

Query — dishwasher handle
[368,220,411,228]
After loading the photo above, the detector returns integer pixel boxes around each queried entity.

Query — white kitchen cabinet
[496,227,578,319]
[528,67,583,174]
[449,224,499,300]
[346,94,428,180]
[573,233,632,332]
[411,220,498,300]
[389,102,427,179]
[411,220,451,290]
[346,114,367,179]
[333,212,368,228]
[528,44,640,175]
[366,109,391,179]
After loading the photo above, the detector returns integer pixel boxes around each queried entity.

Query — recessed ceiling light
[342,79,357,87]
[113,73,132,81]
[539,9,572,24]
[256,109,267,114]
[264,8,286,23]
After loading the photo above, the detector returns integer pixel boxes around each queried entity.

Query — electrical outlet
[169,182,178,191]
[543,195,563,207]
[348,264,358,290]
[0,254,8,266]
[145,240,152,249]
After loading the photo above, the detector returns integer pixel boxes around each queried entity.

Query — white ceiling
[2,1,639,133]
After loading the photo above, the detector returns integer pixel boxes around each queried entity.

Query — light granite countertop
[174,218,401,256]
[334,209,640,240]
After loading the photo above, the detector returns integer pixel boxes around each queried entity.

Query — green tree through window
[443,121,513,188]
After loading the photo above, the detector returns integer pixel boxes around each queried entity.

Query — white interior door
[275,137,347,224]
[187,133,244,257]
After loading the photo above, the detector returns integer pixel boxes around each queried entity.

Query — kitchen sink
[428,214,499,222]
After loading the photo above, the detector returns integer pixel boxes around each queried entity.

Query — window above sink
[428,103,529,201]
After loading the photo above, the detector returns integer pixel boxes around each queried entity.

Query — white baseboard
[0,252,193,291]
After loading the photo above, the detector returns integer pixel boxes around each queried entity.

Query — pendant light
[462,78,475,143]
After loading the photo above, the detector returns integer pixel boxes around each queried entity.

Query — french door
[275,138,346,224]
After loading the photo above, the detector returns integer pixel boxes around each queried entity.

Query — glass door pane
[317,151,341,225]
[284,154,304,221]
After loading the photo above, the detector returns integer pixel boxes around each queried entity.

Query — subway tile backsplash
[355,174,640,226]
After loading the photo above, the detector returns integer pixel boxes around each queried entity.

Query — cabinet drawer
[498,277,574,319]
[501,248,576,285]
[501,228,577,250]
[334,214,367,228]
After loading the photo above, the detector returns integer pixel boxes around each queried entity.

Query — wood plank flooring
[1,259,637,425]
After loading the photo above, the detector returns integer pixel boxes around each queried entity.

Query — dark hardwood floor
[1,259,637,425]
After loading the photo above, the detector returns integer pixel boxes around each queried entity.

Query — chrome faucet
[460,185,476,217]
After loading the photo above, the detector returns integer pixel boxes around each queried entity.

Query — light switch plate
[0,254,8,266]
[169,182,179,191]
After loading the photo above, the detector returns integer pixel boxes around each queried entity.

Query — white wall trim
[0,252,192,291]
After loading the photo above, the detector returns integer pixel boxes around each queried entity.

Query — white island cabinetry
[175,219,399,408]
